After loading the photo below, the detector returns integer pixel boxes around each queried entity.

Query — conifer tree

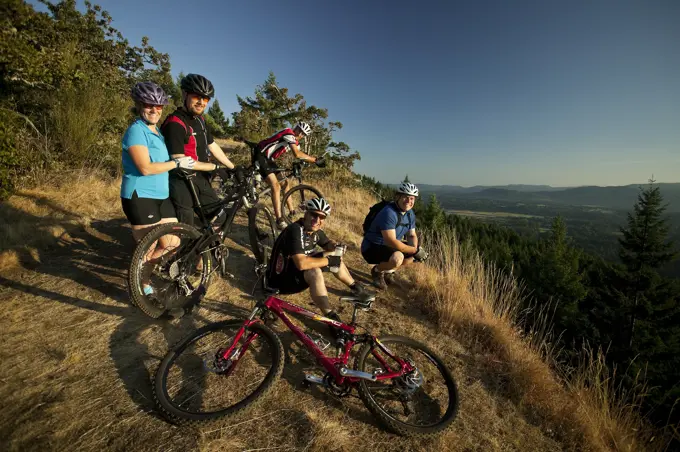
[421,194,446,231]
[614,180,680,426]
[618,180,676,348]
[207,100,229,137]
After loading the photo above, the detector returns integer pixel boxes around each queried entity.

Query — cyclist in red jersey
[255,122,325,229]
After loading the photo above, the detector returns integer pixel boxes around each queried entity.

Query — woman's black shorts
[121,191,176,226]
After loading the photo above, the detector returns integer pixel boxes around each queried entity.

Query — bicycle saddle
[263,285,280,295]
[339,295,375,310]
[175,168,196,179]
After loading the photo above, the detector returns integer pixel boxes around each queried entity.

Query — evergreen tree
[615,180,680,427]
[230,72,305,141]
[203,113,225,137]
[207,100,229,137]
[421,194,446,231]
[229,72,359,167]
[403,174,410,183]
[522,216,587,347]
[618,180,676,348]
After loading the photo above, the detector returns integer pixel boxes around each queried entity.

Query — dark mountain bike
[218,141,326,225]
[128,167,276,318]
[153,282,459,436]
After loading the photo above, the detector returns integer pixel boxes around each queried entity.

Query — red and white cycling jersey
[257,128,298,160]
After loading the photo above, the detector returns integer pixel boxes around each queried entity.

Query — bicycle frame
[254,159,308,200]
[219,295,415,386]
[185,173,244,234]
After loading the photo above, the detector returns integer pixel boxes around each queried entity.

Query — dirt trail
[0,193,562,451]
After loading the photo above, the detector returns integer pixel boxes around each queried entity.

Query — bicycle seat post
[180,170,211,227]
[351,305,359,325]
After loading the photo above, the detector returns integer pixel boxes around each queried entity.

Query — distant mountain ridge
[412,184,568,193]
[399,183,680,212]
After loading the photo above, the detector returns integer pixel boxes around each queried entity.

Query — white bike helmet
[295,122,312,136]
[397,182,419,197]
[305,197,331,216]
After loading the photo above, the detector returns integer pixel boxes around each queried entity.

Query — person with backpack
[161,73,235,226]
[254,122,326,229]
[361,182,429,289]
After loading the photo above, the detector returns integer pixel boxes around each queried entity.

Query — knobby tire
[355,335,459,437]
[280,184,324,225]
[153,320,284,425]
[128,222,211,318]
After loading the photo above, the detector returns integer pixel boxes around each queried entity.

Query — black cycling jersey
[162,107,220,225]
[267,220,330,285]
[161,107,214,168]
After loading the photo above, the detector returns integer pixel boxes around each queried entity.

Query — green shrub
[0,110,19,199]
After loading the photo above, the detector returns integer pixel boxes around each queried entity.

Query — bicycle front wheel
[128,222,212,319]
[247,204,278,266]
[154,320,285,424]
[355,336,459,437]
[280,184,324,225]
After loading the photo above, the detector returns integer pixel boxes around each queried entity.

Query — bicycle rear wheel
[153,320,284,424]
[247,204,278,265]
[355,336,459,437]
[128,223,212,318]
[280,184,324,225]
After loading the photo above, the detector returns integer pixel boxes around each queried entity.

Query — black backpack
[362,200,411,234]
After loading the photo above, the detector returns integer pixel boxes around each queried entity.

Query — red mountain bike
[153,289,459,437]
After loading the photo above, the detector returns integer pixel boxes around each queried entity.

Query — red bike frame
[218,295,414,385]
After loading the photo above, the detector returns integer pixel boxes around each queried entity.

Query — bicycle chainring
[323,372,352,398]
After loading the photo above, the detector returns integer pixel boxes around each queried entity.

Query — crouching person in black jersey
[266,198,374,324]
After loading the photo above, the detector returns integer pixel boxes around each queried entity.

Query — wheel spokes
[361,344,452,428]
[162,326,276,415]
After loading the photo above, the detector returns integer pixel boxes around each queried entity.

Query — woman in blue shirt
[121,82,196,301]
[121,82,195,242]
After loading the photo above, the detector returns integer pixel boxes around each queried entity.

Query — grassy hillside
[0,154,664,451]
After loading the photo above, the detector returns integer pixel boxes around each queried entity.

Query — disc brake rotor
[168,261,180,279]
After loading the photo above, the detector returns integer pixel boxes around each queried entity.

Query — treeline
[1,0,173,197]
[0,0,359,201]
[413,184,680,430]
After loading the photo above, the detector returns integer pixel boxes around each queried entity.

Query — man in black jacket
[162,73,235,226]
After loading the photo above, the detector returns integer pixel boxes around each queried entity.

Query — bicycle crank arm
[339,368,377,381]
[303,374,326,385]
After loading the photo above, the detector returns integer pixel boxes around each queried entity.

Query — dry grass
[0,170,663,451]
[406,228,663,451]
[0,172,121,270]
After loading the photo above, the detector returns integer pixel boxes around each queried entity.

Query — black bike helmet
[131,81,169,105]
[180,73,215,98]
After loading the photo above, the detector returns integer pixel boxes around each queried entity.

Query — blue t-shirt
[120,119,170,199]
[361,202,416,251]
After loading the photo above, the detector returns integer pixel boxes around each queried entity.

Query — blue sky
[33,0,680,186]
